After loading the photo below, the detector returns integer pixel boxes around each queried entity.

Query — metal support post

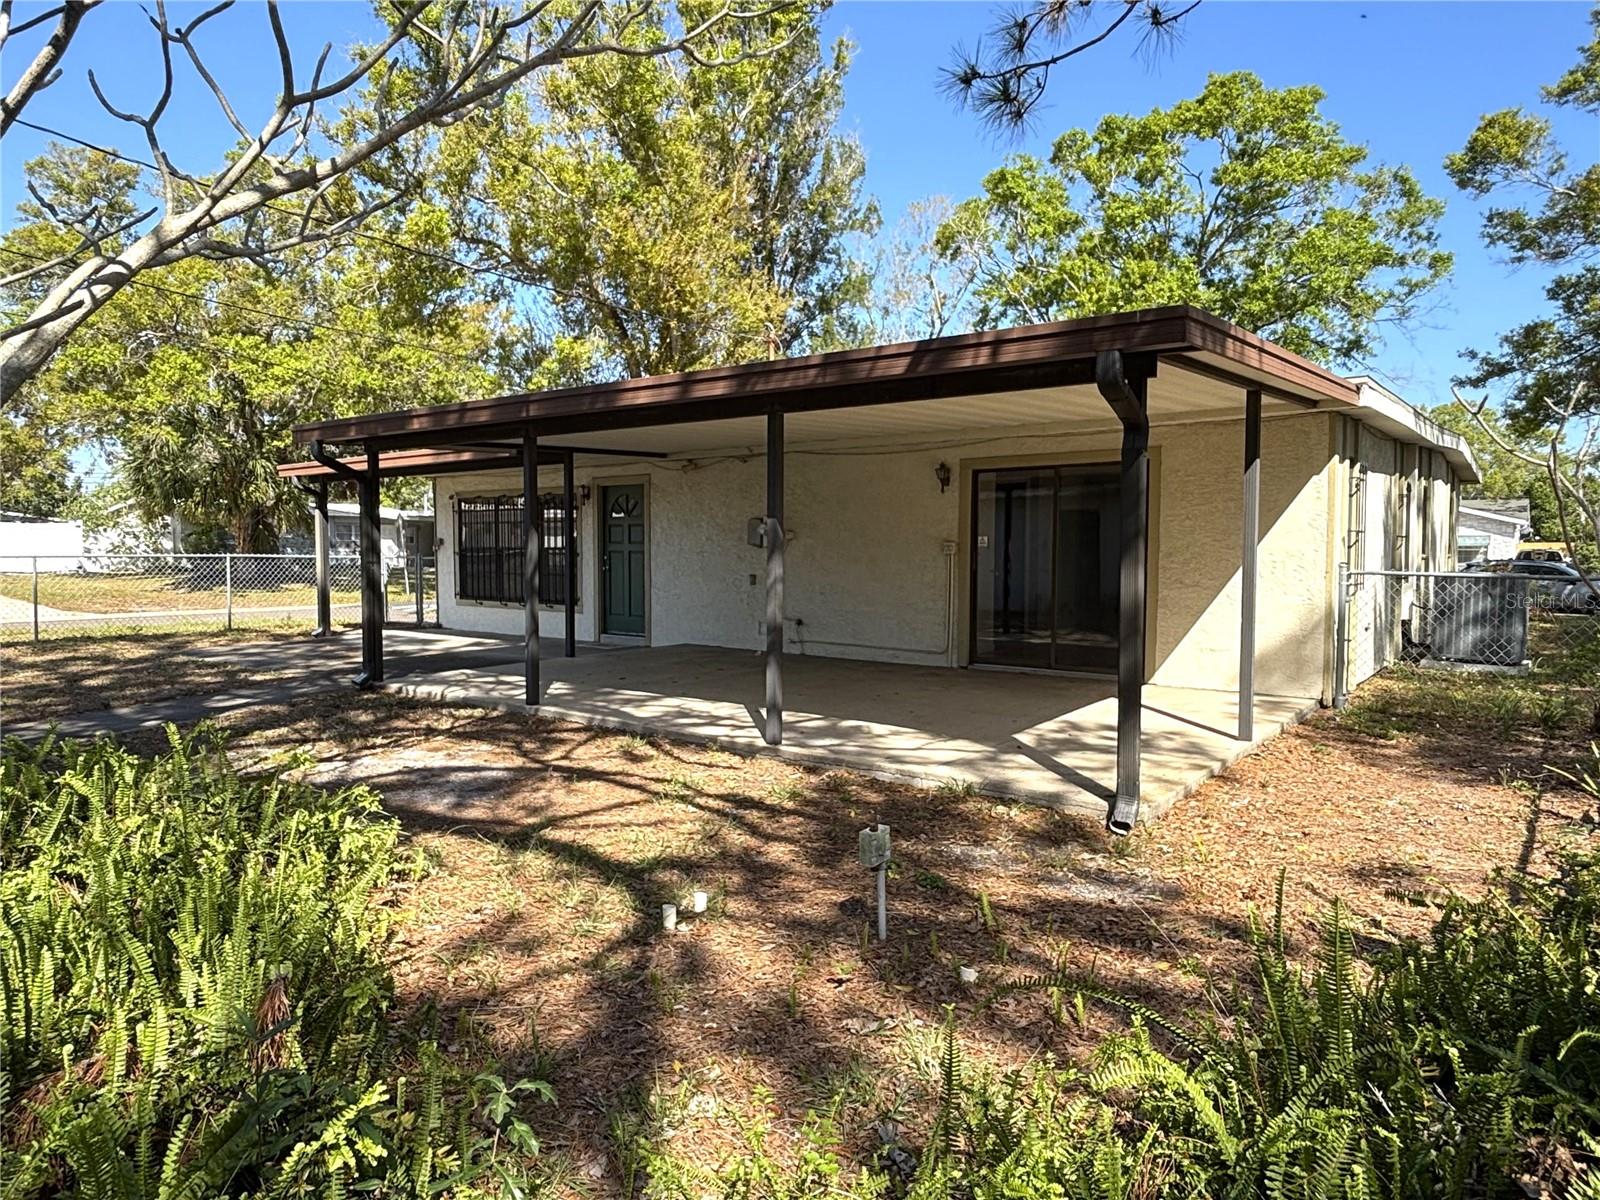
[764,408,785,746]
[522,426,541,706]
[1239,388,1261,741]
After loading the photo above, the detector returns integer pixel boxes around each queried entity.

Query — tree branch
[0,0,801,406]
[0,0,98,138]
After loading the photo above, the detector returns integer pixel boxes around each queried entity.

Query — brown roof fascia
[293,306,1356,449]
[1181,317,1359,405]
[276,447,523,480]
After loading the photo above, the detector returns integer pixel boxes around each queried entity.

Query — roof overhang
[290,306,1361,458]
[1458,505,1530,530]
[1346,378,1481,485]
[279,447,524,481]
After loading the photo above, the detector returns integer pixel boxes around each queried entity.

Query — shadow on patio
[379,633,1318,820]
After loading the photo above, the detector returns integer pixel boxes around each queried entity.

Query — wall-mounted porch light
[577,484,591,504]
[935,461,952,493]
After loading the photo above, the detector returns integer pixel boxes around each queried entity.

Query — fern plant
[0,726,547,1200]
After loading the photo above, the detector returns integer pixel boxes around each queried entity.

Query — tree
[1427,402,1564,539]
[1445,5,1599,424]
[11,177,505,548]
[1454,386,1600,585]
[945,0,1203,132]
[0,0,800,405]
[0,0,101,138]
[439,7,873,380]
[943,72,1452,365]
[0,408,78,515]
[862,196,982,344]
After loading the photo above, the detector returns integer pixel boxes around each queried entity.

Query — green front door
[601,484,647,636]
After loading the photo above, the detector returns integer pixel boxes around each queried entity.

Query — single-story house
[0,504,177,570]
[1456,498,1532,564]
[279,502,435,570]
[278,306,1477,830]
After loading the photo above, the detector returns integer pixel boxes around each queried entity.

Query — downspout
[310,439,380,687]
[1095,350,1152,837]
[290,477,332,637]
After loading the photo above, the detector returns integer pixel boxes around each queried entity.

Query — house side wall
[1457,510,1524,562]
[433,411,1338,699]
[1339,417,1465,689]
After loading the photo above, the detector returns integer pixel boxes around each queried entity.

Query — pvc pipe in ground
[661,903,678,932]
[691,891,708,914]
[875,866,887,942]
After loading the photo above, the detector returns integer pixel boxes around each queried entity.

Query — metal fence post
[415,546,425,625]
[30,557,39,643]
[225,554,234,631]
[1332,561,1349,708]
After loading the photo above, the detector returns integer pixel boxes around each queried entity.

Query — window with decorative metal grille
[455,494,578,605]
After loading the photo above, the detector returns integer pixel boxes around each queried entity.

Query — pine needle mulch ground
[1,629,309,719]
[157,678,1594,1192]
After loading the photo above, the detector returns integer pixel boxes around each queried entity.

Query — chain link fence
[1336,567,1600,702]
[0,553,437,642]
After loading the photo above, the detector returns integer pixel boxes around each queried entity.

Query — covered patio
[375,631,1316,819]
[282,306,1363,831]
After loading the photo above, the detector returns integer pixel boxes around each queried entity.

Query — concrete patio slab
[379,640,1318,821]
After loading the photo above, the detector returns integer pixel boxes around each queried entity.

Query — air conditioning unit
[1420,575,1529,668]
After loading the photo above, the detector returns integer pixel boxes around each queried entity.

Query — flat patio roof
[291,305,1357,454]
[274,307,1370,834]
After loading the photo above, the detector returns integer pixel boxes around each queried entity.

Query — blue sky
[3,0,1595,416]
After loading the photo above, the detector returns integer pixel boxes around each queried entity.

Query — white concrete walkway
[381,642,1317,821]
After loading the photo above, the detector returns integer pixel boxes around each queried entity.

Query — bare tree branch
[0,0,99,138]
[0,0,802,405]
[1454,384,1600,600]
[0,208,155,289]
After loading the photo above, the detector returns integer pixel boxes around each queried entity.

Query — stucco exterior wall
[1145,413,1335,699]
[1339,419,1467,689]
[433,410,1342,700]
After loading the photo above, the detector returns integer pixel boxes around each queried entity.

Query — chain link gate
[1335,566,1600,703]
[386,549,437,627]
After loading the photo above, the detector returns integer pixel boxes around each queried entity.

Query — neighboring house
[0,513,84,570]
[0,504,176,570]
[278,502,434,571]
[1456,498,1531,564]
[278,306,1480,827]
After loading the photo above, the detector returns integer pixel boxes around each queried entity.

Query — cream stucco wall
[432,409,1344,700]
[1336,417,1467,689]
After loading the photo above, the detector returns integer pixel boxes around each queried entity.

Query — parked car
[1472,559,1600,612]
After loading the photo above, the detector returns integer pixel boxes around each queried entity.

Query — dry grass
[0,570,433,616]
[150,672,1596,1193]
[0,630,312,719]
[0,571,369,614]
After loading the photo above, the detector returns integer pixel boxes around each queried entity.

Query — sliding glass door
[971,463,1121,672]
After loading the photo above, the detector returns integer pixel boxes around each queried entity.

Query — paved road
[0,594,74,623]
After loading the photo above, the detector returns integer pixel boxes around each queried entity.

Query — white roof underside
[540,357,1317,459]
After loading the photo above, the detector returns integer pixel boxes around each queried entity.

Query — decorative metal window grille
[455,494,578,605]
